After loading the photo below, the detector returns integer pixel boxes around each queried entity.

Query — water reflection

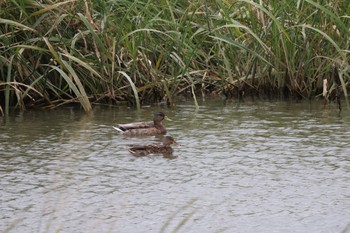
[1,100,350,233]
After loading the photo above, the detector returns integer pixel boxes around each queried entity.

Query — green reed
[0,0,349,113]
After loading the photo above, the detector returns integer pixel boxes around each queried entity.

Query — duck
[113,112,167,136]
[128,136,177,156]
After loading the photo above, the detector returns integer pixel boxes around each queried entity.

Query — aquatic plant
[1,0,349,113]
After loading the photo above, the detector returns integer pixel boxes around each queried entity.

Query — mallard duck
[113,112,167,136]
[128,136,177,156]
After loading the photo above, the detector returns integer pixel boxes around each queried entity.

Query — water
[1,100,350,233]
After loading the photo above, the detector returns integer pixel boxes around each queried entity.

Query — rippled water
[1,100,350,233]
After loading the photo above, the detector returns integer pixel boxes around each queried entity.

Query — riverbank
[1,1,349,114]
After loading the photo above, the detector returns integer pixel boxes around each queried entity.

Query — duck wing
[117,121,154,131]
[128,144,157,156]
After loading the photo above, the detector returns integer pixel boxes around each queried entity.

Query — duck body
[128,144,174,156]
[128,136,177,156]
[114,112,167,136]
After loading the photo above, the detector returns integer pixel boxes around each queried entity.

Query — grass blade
[118,71,141,110]
[4,56,14,115]
[0,18,36,32]
[47,64,92,112]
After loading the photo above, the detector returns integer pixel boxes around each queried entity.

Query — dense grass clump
[0,0,349,113]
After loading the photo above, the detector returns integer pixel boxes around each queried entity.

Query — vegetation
[1,0,349,114]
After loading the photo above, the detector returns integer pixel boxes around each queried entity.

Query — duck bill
[165,116,172,121]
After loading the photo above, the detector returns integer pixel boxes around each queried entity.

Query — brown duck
[128,136,177,156]
[113,112,167,136]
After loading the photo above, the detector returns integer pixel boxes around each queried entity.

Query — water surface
[1,100,350,233]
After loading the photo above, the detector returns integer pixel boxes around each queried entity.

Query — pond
[1,100,350,233]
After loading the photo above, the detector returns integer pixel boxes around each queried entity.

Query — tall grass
[0,0,349,113]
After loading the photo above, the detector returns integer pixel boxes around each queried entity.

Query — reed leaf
[61,60,92,112]
[339,70,349,109]
[304,0,348,33]
[210,35,271,66]
[123,28,174,41]
[29,0,77,17]
[0,82,43,97]
[77,13,108,56]
[0,18,36,32]
[160,198,197,233]
[7,45,47,52]
[4,56,14,115]
[47,65,91,112]
[61,53,102,79]
[118,71,141,110]
[298,24,346,61]
[238,0,290,40]
[43,37,66,68]
[213,22,270,51]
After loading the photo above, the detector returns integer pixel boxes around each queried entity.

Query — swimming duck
[113,112,167,136]
[128,136,177,156]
